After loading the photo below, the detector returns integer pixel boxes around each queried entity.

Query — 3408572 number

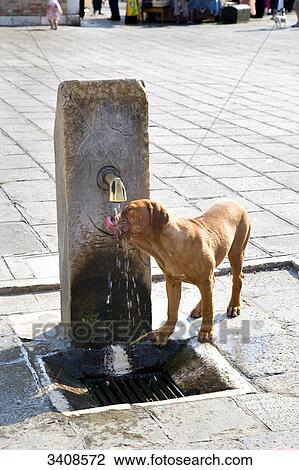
[47,454,105,466]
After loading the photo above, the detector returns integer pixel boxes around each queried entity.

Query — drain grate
[83,371,185,407]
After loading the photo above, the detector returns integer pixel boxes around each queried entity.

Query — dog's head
[104,199,169,240]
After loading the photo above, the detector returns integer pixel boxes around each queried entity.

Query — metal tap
[104,172,127,203]
[97,166,127,203]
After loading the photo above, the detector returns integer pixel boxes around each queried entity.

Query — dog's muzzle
[104,215,129,236]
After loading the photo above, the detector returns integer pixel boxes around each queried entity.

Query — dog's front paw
[150,326,173,347]
[227,305,241,318]
[198,324,213,343]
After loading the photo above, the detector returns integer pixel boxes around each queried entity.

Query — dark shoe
[108,17,121,21]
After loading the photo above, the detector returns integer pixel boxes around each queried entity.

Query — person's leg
[108,0,121,20]
[181,0,189,20]
[173,0,180,23]
[54,18,58,29]
[292,0,299,25]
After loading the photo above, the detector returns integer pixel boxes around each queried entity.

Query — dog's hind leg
[190,272,215,319]
[227,220,251,318]
[190,298,202,318]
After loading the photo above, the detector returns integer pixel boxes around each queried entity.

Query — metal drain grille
[83,371,185,407]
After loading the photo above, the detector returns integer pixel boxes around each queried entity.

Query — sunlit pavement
[0,11,299,449]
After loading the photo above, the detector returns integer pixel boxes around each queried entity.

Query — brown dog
[104,199,251,346]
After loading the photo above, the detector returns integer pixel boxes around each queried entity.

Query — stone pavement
[0,11,299,450]
[0,11,299,287]
[0,268,299,449]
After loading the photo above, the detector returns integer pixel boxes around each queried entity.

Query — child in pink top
[47,0,63,30]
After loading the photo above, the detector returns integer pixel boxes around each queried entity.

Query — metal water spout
[97,166,127,203]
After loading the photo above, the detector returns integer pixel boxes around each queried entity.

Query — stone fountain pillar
[54,80,151,345]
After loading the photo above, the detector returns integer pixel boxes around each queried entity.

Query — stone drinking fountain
[38,79,252,413]
[54,79,152,345]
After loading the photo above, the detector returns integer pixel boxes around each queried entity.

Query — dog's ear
[147,201,169,235]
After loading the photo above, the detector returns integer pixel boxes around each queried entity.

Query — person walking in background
[292,0,299,25]
[240,0,256,16]
[173,0,189,23]
[93,0,103,14]
[47,0,63,29]
[108,0,121,20]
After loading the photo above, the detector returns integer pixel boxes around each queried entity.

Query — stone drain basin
[38,339,253,416]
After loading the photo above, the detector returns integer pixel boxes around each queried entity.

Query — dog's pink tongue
[104,215,117,232]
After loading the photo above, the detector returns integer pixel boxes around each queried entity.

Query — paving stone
[232,135,274,144]
[0,168,49,183]
[196,194,260,213]
[219,331,299,379]
[0,414,83,450]
[242,188,299,205]
[235,394,299,431]
[254,234,299,256]
[0,222,46,256]
[70,407,168,449]
[244,269,299,297]
[263,203,299,226]
[3,179,56,203]
[23,254,59,279]
[150,153,181,164]
[254,372,299,397]
[166,176,232,199]
[0,189,10,204]
[248,143,299,158]
[269,172,299,192]
[151,163,200,178]
[0,145,24,155]
[41,162,55,179]
[0,293,41,316]
[150,189,189,207]
[210,146,267,160]
[193,154,234,166]
[159,144,202,155]
[0,154,36,169]
[33,224,58,252]
[34,291,60,311]
[150,175,168,190]
[0,203,22,222]
[170,205,202,218]
[249,211,298,237]
[219,176,283,192]
[147,398,265,443]
[0,257,13,281]
[239,430,299,450]
[0,319,14,337]
[0,335,23,364]
[7,309,61,340]
[199,164,258,179]
[18,201,57,225]
[244,243,268,259]
[245,158,297,173]
[3,255,35,279]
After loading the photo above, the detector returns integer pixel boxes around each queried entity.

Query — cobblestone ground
[0,12,299,284]
[0,12,299,451]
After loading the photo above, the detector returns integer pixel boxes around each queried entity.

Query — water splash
[107,204,142,321]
